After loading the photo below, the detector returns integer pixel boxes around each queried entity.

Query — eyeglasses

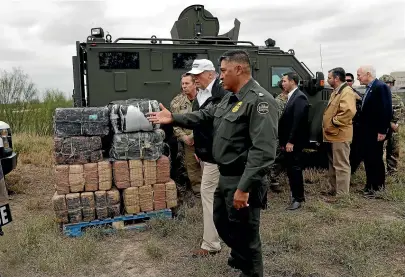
[345,79,353,82]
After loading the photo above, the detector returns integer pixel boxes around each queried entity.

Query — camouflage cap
[379,74,395,83]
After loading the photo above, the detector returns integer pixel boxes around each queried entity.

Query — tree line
[0,67,73,136]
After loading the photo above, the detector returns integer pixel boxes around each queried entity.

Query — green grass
[0,97,72,136]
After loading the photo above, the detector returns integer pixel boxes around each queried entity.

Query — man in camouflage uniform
[170,74,202,201]
[266,80,288,192]
[379,74,405,173]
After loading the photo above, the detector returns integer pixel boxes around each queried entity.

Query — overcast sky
[1,0,404,99]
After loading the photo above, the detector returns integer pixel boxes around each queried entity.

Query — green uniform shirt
[172,78,278,192]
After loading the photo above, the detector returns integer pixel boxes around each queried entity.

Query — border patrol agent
[379,74,405,173]
[148,50,278,277]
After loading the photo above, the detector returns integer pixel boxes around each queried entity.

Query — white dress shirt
[287,87,298,102]
[197,78,216,106]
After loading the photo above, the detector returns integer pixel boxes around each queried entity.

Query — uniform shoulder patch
[257,102,269,114]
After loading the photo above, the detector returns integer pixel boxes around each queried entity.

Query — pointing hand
[147,103,174,124]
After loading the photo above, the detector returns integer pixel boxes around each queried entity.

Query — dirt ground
[1,133,405,277]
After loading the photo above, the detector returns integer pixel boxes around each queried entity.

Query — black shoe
[286,201,302,210]
[363,191,376,199]
[270,183,282,193]
[227,256,240,270]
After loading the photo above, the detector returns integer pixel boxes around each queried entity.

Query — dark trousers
[213,175,263,277]
[284,149,305,202]
[363,139,385,191]
[350,126,363,174]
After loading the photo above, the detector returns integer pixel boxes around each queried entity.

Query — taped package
[109,129,165,160]
[109,98,160,133]
[55,165,70,194]
[107,188,121,217]
[69,165,85,193]
[51,192,69,224]
[139,185,153,212]
[94,190,108,219]
[98,161,112,190]
[129,160,143,187]
[144,160,157,186]
[123,187,140,214]
[54,136,103,165]
[165,180,178,208]
[54,107,110,137]
[66,193,82,223]
[156,155,170,184]
[153,183,166,210]
[113,161,130,189]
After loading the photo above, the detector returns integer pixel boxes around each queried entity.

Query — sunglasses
[345,79,353,82]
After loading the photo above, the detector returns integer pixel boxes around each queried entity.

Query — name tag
[0,204,12,226]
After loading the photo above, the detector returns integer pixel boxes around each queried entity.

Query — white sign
[0,204,12,226]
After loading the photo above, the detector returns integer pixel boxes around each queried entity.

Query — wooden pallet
[62,208,172,237]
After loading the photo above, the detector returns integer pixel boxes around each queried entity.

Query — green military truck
[71,4,330,150]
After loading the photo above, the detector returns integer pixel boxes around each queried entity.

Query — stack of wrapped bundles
[54,161,113,194]
[51,100,179,226]
[120,155,177,214]
[108,99,164,160]
[108,98,178,213]
[53,107,109,165]
[52,106,119,225]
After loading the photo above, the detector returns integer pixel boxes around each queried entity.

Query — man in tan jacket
[323,67,357,196]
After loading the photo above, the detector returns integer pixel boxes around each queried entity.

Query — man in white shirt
[186,59,228,257]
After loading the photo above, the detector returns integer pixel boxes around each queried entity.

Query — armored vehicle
[72,4,330,148]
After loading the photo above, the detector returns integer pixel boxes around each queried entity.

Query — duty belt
[218,163,245,176]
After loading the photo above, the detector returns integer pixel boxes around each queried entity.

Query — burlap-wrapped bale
[54,107,110,137]
[123,187,140,214]
[144,160,157,186]
[52,192,69,223]
[156,155,170,184]
[98,161,112,190]
[54,136,103,165]
[139,185,153,212]
[69,165,85,193]
[55,165,70,194]
[107,189,121,217]
[109,99,160,133]
[81,192,96,221]
[109,129,165,160]
[153,183,166,210]
[113,161,130,189]
[129,160,143,187]
[165,180,178,208]
[94,190,108,219]
[84,163,98,191]
[66,193,82,223]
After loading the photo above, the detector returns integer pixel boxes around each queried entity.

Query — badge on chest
[232,101,243,113]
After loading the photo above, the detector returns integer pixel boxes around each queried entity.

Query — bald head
[357,65,376,85]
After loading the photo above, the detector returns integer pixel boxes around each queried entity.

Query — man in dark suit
[279,72,309,210]
[356,65,392,197]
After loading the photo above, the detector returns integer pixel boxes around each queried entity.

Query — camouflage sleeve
[170,97,189,140]
[173,127,188,140]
